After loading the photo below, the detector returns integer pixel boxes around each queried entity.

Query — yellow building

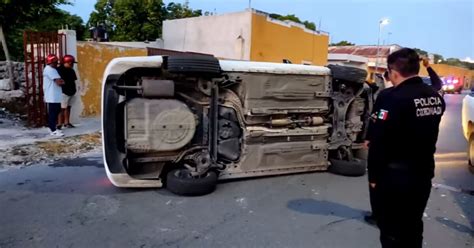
[163,9,329,66]
[77,42,147,116]
[419,63,474,89]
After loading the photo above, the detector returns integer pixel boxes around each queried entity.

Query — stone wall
[0,61,26,91]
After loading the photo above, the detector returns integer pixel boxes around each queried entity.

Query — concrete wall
[163,11,252,60]
[77,42,146,116]
[250,12,329,66]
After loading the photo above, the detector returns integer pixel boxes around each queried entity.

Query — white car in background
[462,92,474,167]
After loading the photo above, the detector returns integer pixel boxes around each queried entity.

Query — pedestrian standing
[369,48,445,247]
[43,54,65,137]
[57,54,78,129]
[364,54,444,227]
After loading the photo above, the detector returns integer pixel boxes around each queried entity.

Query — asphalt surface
[0,94,473,248]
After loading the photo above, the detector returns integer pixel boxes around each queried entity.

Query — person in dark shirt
[57,55,78,128]
[364,55,444,226]
[369,48,445,247]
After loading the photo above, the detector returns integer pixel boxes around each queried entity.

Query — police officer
[364,53,444,227]
[368,48,445,247]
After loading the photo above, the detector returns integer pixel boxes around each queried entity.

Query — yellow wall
[250,13,329,66]
[77,42,146,116]
[419,63,474,89]
[366,66,387,83]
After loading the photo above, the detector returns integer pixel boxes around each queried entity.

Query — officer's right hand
[370,183,376,188]
[422,57,430,68]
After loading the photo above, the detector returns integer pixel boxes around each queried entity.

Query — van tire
[354,148,369,160]
[166,55,221,77]
[329,158,367,177]
[327,64,367,84]
[166,169,217,196]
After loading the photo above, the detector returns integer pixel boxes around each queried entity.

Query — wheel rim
[174,169,211,179]
[175,169,193,179]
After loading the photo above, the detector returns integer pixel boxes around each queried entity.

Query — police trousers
[376,167,432,248]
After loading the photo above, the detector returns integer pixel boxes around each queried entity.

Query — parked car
[462,92,474,170]
[101,55,373,195]
[442,77,463,94]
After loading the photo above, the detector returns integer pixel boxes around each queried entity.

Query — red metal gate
[23,31,67,127]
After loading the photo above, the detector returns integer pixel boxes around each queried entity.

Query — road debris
[0,132,101,169]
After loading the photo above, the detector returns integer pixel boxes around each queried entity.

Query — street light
[374,18,389,81]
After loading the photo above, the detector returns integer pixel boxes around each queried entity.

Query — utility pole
[375,19,389,82]
[249,0,251,9]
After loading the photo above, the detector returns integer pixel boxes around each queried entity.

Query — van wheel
[327,64,367,84]
[468,135,474,166]
[328,159,367,177]
[166,169,217,196]
[165,55,221,77]
[354,148,368,160]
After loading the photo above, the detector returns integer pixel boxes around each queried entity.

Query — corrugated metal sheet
[328,46,396,58]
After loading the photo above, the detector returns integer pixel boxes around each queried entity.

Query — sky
[60,0,474,61]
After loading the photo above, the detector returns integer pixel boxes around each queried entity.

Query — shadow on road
[435,216,474,236]
[287,198,367,222]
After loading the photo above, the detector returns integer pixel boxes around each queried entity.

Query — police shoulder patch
[378,109,389,120]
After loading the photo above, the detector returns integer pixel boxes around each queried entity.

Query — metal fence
[23,31,67,127]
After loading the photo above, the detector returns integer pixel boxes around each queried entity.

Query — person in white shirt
[43,54,65,137]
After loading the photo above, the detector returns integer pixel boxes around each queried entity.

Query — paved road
[0,95,472,248]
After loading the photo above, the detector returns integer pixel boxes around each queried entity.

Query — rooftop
[329,45,402,58]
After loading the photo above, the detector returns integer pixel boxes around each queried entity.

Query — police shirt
[367,76,445,182]
[42,65,62,103]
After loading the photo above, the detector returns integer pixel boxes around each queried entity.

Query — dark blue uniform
[367,76,445,247]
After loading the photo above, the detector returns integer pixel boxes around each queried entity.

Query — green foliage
[0,0,86,61]
[413,48,428,57]
[269,13,316,31]
[31,10,85,39]
[88,0,115,27]
[87,0,202,41]
[111,0,164,41]
[440,58,474,70]
[330,40,355,46]
[165,2,202,19]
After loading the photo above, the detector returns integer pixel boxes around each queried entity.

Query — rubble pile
[0,132,102,169]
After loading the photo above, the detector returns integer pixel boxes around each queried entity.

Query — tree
[330,40,355,46]
[87,0,202,41]
[111,0,165,41]
[413,48,428,57]
[433,54,444,64]
[30,9,85,40]
[440,58,474,70]
[87,0,115,37]
[165,2,202,20]
[269,13,316,31]
[0,0,70,89]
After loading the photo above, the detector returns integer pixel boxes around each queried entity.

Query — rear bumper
[101,56,164,188]
[102,155,163,188]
